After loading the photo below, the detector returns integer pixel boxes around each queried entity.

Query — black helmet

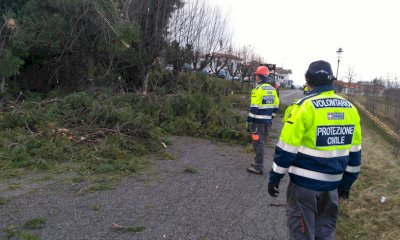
[305,60,335,86]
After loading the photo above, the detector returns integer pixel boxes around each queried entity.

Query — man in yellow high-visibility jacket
[246,66,280,175]
[268,60,362,239]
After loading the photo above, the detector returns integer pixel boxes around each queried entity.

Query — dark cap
[306,60,334,81]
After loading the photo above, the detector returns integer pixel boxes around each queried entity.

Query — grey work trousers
[251,122,269,171]
[287,182,339,240]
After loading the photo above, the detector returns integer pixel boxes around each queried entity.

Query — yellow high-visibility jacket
[270,85,362,191]
[247,82,280,124]
[303,86,310,95]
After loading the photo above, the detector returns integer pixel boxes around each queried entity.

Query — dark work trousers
[251,122,269,172]
[287,182,339,240]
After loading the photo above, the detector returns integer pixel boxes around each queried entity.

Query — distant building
[359,81,385,96]
[263,64,292,87]
[336,80,385,95]
[276,67,293,87]
[197,52,242,79]
[286,80,294,88]
[335,80,358,95]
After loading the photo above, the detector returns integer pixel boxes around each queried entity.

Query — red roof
[336,80,358,88]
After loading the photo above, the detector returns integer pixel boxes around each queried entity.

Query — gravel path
[0,90,302,240]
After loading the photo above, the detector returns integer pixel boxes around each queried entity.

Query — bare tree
[117,0,182,93]
[211,52,230,76]
[382,74,400,118]
[168,0,232,72]
[239,47,262,91]
[343,66,356,96]
[238,45,253,76]
[390,78,400,153]
[226,47,242,81]
[365,78,384,114]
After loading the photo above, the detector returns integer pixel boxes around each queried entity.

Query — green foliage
[0,0,187,99]
[0,89,159,173]
[183,166,198,174]
[1,102,46,129]
[3,225,18,239]
[16,0,124,53]
[0,0,28,15]
[48,92,95,125]
[113,224,146,233]
[8,183,20,190]
[23,217,47,229]
[114,22,139,50]
[141,72,243,141]
[19,231,40,240]
[3,224,41,240]
[0,48,24,78]
[17,1,64,53]
[0,197,8,205]
[1,0,137,91]
[83,182,114,192]
[148,70,175,93]
[0,73,248,181]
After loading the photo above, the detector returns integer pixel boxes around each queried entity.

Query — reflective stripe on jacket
[269,85,362,191]
[247,82,280,124]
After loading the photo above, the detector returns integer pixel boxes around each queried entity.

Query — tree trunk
[142,72,149,95]
[0,75,5,111]
[88,55,95,88]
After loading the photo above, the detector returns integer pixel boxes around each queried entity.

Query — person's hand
[338,188,350,200]
[268,183,279,197]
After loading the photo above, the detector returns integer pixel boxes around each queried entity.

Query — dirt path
[0,91,302,240]
[1,136,289,240]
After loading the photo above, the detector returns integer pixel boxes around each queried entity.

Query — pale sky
[208,0,400,85]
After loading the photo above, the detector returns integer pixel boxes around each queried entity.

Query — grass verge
[336,111,400,240]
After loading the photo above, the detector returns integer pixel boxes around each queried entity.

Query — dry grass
[336,112,400,240]
[351,95,398,131]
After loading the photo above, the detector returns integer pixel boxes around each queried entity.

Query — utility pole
[336,48,343,79]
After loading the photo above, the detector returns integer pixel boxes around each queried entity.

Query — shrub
[0,73,248,175]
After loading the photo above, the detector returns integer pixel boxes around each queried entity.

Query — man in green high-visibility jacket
[268,60,362,240]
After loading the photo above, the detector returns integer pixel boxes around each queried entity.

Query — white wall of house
[342,87,350,95]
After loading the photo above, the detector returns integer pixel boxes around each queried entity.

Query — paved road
[278,89,304,105]
[0,91,303,240]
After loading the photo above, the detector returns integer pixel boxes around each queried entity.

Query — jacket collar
[256,80,269,86]
[310,84,336,94]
